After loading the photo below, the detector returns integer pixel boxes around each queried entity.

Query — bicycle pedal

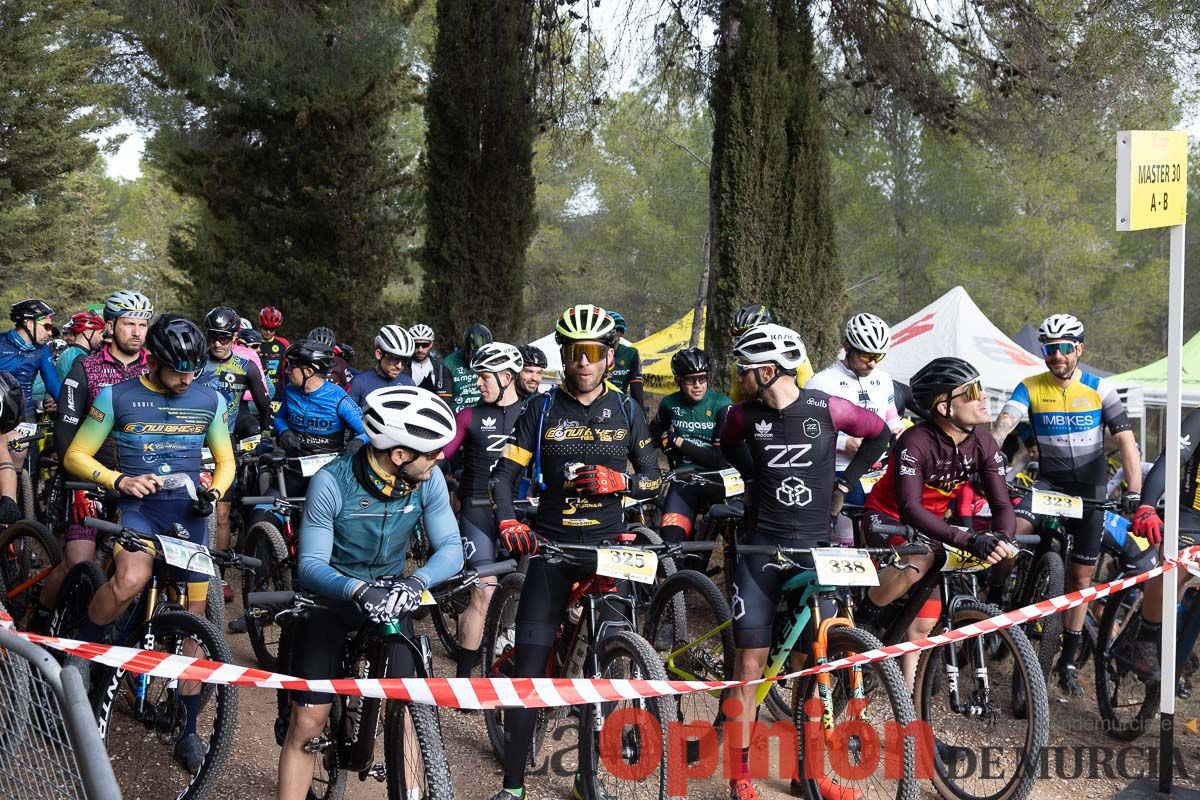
[361,763,387,783]
[302,734,333,754]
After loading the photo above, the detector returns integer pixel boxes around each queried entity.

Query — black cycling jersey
[444,401,524,499]
[405,356,454,403]
[491,385,661,539]
[719,390,889,542]
[1143,405,1200,513]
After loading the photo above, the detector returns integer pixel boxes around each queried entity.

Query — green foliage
[120,0,425,347]
[706,0,842,382]
[420,0,537,346]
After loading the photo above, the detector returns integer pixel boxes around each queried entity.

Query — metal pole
[1159,220,1185,793]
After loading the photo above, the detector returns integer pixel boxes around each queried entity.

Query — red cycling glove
[70,489,101,526]
[573,465,628,496]
[1132,505,1163,545]
[498,519,537,555]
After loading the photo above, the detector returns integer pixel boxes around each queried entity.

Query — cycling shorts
[514,553,632,652]
[659,482,706,542]
[287,598,415,705]
[1012,479,1105,566]
[459,499,497,570]
[116,497,211,602]
[862,510,942,619]
[730,529,829,649]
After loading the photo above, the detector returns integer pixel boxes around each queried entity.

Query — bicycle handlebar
[734,543,932,558]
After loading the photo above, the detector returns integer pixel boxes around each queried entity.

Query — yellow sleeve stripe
[502,443,533,467]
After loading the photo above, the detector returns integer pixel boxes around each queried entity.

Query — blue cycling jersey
[273,380,365,455]
[297,453,463,599]
[344,367,415,408]
[0,329,62,417]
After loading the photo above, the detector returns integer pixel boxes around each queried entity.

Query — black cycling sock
[503,707,538,789]
[856,596,883,626]
[180,693,201,737]
[660,525,686,545]
[1059,629,1082,669]
[77,614,106,644]
[455,646,481,679]
[1137,620,1162,643]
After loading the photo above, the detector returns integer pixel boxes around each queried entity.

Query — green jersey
[652,388,732,468]
[443,349,480,412]
[608,343,642,393]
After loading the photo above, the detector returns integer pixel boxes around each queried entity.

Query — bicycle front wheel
[0,519,62,629]
[241,521,291,669]
[578,629,675,800]
[384,700,454,800]
[482,571,547,767]
[793,625,919,800]
[93,610,238,800]
[913,601,1048,800]
[1094,586,1158,741]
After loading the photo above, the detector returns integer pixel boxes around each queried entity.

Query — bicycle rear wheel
[793,625,919,800]
[93,610,238,800]
[241,521,291,669]
[0,519,62,629]
[578,630,674,800]
[913,601,1047,800]
[481,572,548,766]
[1094,587,1158,741]
[384,700,454,800]
[48,560,106,638]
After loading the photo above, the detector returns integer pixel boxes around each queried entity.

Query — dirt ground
[113,579,1200,800]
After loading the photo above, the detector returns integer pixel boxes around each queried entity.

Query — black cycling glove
[966,532,1002,561]
[190,488,218,518]
[277,429,301,453]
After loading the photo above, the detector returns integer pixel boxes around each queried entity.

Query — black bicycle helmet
[287,338,335,373]
[204,306,241,336]
[909,357,981,417]
[462,322,494,356]
[518,345,548,369]
[307,326,337,347]
[238,328,264,346]
[10,299,54,323]
[337,342,356,363]
[671,347,711,377]
[146,314,208,373]
[0,371,24,434]
[730,303,773,336]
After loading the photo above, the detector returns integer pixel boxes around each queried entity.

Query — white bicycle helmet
[239,317,253,330]
[471,342,523,374]
[844,312,891,354]
[375,324,415,358]
[362,386,456,451]
[554,304,617,345]
[1038,313,1085,342]
[409,323,435,342]
[733,324,808,370]
[103,290,154,322]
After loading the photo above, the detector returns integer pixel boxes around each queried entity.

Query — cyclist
[606,311,645,409]
[440,342,524,679]
[0,372,24,526]
[307,326,350,387]
[649,347,732,544]
[859,357,1016,690]
[516,344,548,401]
[48,290,155,606]
[444,322,494,412]
[278,386,462,800]
[1,299,62,430]
[488,303,661,800]
[806,313,906,543]
[992,313,1141,696]
[56,311,106,382]
[257,306,290,399]
[234,327,274,440]
[1119,406,1200,675]
[718,323,891,800]
[336,343,358,381]
[726,303,814,402]
[63,314,232,773]
[345,324,417,407]
[405,322,454,401]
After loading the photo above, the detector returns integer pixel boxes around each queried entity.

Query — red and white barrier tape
[3,546,1196,710]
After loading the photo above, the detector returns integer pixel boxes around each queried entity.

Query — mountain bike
[481,535,677,800]
[248,560,517,800]
[868,522,1049,800]
[53,516,259,800]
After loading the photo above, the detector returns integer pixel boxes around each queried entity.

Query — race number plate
[1031,489,1083,519]
[270,401,282,414]
[420,590,436,606]
[859,473,882,494]
[13,422,38,439]
[718,467,745,497]
[812,548,879,587]
[596,548,658,584]
[298,453,338,477]
[238,434,262,452]
[156,535,216,577]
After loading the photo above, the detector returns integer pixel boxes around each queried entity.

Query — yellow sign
[1116,130,1188,231]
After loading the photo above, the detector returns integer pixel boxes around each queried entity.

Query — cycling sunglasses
[851,348,886,364]
[414,341,433,349]
[562,341,609,364]
[1041,341,1078,357]
[950,380,985,403]
[679,374,709,386]
[735,363,758,377]
[208,333,234,344]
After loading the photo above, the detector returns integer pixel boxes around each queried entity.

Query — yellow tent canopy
[632,309,706,395]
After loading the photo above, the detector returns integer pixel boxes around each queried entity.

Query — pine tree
[420,0,537,345]
[706,0,841,381]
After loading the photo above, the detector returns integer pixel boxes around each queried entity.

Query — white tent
[885,286,1048,413]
